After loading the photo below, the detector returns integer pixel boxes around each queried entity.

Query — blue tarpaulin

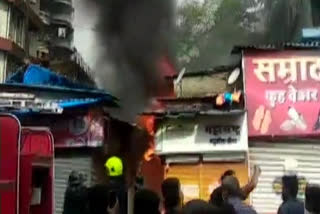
[2,64,119,112]
[301,28,320,42]
[6,64,95,90]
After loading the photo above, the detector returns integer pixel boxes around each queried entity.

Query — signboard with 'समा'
[245,50,320,137]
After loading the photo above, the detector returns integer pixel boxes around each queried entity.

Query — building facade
[146,66,250,203]
[239,45,320,214]
[0,0,93,86]
[0,0,43,82]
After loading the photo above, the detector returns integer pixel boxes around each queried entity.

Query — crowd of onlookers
[62,166,320,214]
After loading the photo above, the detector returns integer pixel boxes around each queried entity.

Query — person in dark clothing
[277,175,304,214]
[87,183,119,214]
[210,166,261,207]
[305,184,320,214]
[87,184,111,214]
[161,177,183,214]
[63,171,88,214]
[210,170,235,207]
[182,199,217,214]
[210,188,236,214]
[222,176,257,214]
[134,189,161,214]
[105,156,127,214]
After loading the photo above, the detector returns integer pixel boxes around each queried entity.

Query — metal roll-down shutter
[249,142,320,214]
[54,154,93,214]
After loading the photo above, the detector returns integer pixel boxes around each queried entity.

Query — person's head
[220,170,236,183]
[305,184,320,214]
[282,175,299,201]
[134,189,160,214]
[209,186,224,207]
[221,176,242,201]
[182,199,216,214]
[162,177,183,210]
[68,171,81,186]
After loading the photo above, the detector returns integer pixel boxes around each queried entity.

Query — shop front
[243,49,320,214]
[21,110,106,214]
[155,113,249,202]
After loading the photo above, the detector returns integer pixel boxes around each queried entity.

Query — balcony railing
[50,13,73,26]
[71,50,91,73]
[51,38,73,51]
[52,0,72,7]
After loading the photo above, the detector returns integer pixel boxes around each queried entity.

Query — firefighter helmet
[105,156,123,177]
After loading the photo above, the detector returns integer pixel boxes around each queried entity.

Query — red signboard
[245,50,320,137]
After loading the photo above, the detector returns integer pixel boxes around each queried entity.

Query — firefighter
[105,156,127,214]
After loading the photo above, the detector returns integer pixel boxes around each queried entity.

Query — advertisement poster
[245,50,320,137]
[23,112,106,148]
[52,115,105,148]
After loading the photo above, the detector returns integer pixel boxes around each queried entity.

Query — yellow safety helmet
[105,156,123,177]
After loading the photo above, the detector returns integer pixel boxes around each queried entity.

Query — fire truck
[0,115,54,214]
[0,64,118,214]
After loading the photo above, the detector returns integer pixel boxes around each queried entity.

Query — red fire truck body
[0,114,54,214]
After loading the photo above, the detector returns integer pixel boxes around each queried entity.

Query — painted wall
[0,51,7,82]
[0,0,10,38]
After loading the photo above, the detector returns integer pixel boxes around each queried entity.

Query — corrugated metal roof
[0,84,120,113]
[232,41,320,53]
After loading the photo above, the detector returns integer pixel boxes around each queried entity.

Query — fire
[144,143,155,161]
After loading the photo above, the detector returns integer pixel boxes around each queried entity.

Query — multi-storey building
[38,0,94,85]
[0,0,93,86]
[0,0,43,82]
[38,0,74,60]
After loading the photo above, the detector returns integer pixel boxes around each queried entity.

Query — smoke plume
[87,0,174,121]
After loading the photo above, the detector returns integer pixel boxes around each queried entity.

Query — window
[8,10,25,48]
[58,27,66,38]
[6,55,22,79]
[16,15,24,47]
[8,12,16,40]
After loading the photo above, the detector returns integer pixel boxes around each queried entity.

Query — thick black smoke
[88,0,174,121]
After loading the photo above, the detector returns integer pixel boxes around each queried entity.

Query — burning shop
[240,46,320,214]
[149,66,250,203]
